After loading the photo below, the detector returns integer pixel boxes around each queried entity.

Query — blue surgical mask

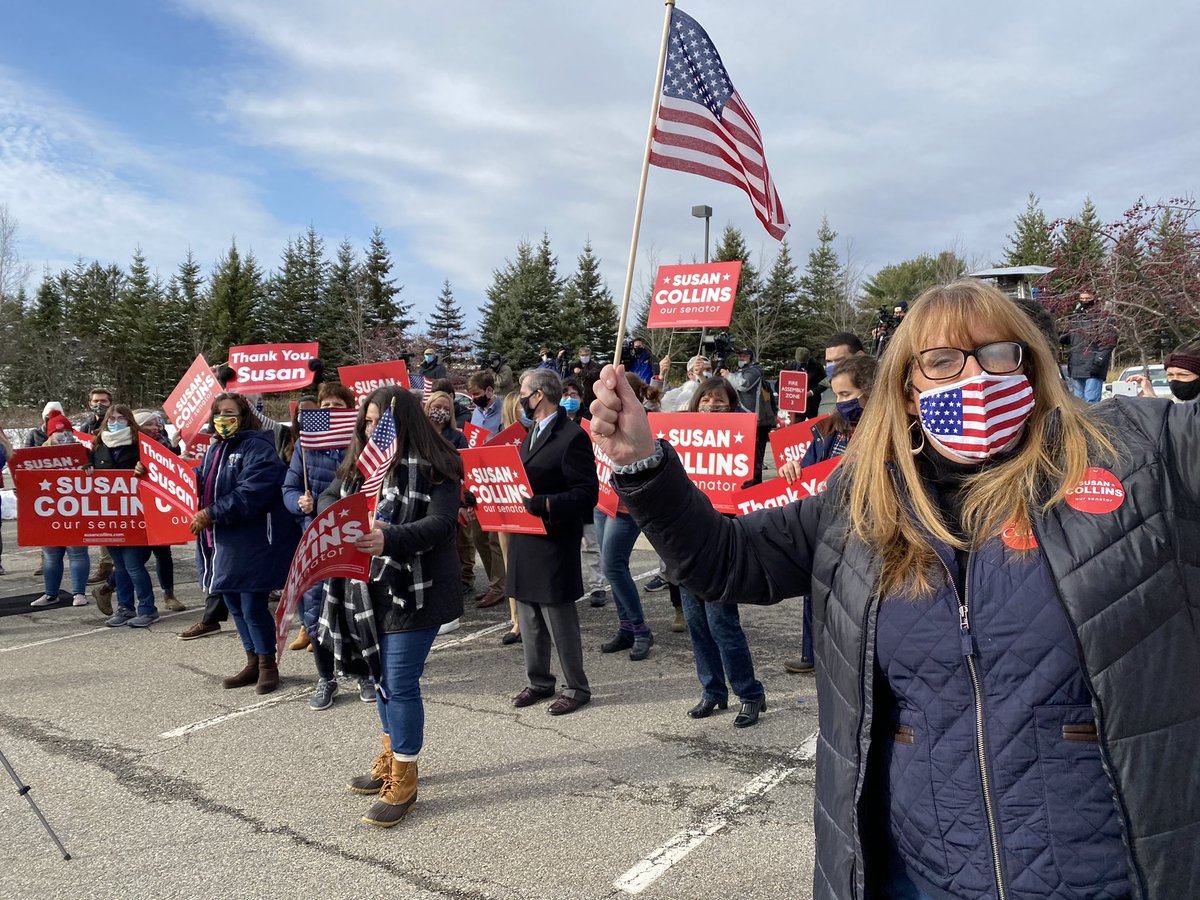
[424,354,434,363]
[560,397,580,413]
[835,398,863,425]
[825,363,836,379]
[106,419,127,432]
[519,413,533,427]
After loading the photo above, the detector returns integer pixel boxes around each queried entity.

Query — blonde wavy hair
[840,280,1115,598]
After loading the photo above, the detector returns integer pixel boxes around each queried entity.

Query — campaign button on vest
[1065,467,1125,514]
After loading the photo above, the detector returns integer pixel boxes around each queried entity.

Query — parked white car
[1103,364,1172,399]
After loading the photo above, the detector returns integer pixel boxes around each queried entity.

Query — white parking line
[159,688,309,739]
[431,621,509,650]
[0,610,191,654]
[613,729,819,895]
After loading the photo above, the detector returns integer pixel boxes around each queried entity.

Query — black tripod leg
[0,749,71,860]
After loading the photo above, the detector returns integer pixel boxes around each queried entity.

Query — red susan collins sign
[165,353,222,445]
[769,416,829,470]
[9,445,89,472]
[731,456,840,516]
[647,411,756,514]
[226,343,319,393]
[646,261,742,329]
[337,360,412,404]
[460,445,546,535]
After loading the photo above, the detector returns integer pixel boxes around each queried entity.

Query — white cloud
[0,68,292,284]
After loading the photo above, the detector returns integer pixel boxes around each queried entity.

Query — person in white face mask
[589,279,1200,900]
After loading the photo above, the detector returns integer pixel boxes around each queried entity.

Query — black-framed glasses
[915,341,1025,381]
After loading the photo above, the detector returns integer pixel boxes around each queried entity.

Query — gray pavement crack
[648,729,817,774]
[0,711,512,899]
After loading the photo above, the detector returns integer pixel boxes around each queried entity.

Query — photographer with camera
[626,337,654,384]
[871,301,907,357]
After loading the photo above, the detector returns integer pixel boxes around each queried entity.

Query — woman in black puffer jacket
[590,280,1199,900]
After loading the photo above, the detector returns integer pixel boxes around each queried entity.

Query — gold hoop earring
[909,418,925,456]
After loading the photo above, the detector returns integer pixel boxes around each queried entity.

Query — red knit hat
[46,412,73,435]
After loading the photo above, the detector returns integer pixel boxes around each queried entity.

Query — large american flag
[650,9,789,240]
[298,408,356,451]
[918,375,1034,460]
[357,408,397,496]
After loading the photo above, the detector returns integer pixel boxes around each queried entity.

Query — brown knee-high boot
[348,734,392,795]
[255,654,279,694]
[362,756,418,827]
[222,651,258,689]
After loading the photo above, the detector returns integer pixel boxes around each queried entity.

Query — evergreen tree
[1053,197,1107,291]
[323,238,360,368]
[760,238,808,368]
[863,251,966,310]
[114,247,163,402]
[361,226,412,331]
[478,234,564,368]
[175,249,206,358]
[563,240,618,355]
[425,280,471,367]
[29,268,64,341]
[1002,192,1054,267]
[713,225,762,365]
[798,217,849,343]
[208,240,264,356]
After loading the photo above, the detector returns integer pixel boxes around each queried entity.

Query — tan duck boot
[288,625,311,651]
[362,756,418,827]
[222,651,258,689]
[348,734,392,795]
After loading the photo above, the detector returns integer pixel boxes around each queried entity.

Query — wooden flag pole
[613,0,676,363]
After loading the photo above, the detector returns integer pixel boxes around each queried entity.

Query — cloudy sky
[1,1,1196,329]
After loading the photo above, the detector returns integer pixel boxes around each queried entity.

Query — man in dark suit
[507,369,600,715]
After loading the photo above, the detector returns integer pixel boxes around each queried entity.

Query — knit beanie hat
[46,412,73,434]
[42,401,64,420]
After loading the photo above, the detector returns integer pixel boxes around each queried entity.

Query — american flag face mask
[917,373,1035,461]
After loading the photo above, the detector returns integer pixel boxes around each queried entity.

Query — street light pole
[692,205,713,358]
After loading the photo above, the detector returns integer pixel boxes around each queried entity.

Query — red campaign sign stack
[647,261,742,329]
[580,419,618,518]
[9,445,89,473]
[484,422,528,448]
[769,416,829,470]
[648,411,756,514]
[165,354,221,445]
[138,435,199,518]
[730,457,841,516]
[14,469,193,547]
[460,445,546,535]
[274,492,374,664]
[337,360,411,404]
[181,433,214,467]
[776,371,809,414]
[226,343,319,393]
[462,422,491,449]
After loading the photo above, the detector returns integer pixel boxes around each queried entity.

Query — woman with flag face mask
[317,386,463,829]
[590,279,1200,900]
[191,393,299,695]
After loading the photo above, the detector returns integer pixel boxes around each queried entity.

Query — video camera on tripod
[872,302,908,356]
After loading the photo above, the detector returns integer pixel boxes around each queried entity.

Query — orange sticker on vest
[1065,467,1125,514]
[1001,521,1038,550]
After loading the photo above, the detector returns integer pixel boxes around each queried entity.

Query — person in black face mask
[78,387,113,434]
[777,354,877,676]
[1128,340,1200,403]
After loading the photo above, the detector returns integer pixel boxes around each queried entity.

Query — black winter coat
[90,440,140,470]
[318,473,462,633]
[617,397,1199,900]
[505,414,599,605]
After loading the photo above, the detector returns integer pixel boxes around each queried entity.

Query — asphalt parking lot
[0,520,818,900]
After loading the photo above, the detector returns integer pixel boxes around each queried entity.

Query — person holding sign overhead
[315,386,463,828]
[507,369,599,716]
[191,393,299,695]
[590,280,1200,900]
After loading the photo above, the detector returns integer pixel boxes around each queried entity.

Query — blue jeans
[680,587,764,705]
[224,592,275,655]
[109,546,155,616]
[375,627,440,756]
[42,547,90,596]
[593,511,648,633]
[1071,376,1103,403]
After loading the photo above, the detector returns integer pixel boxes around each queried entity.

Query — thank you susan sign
[226,343,319,393]
[646,261,741,329]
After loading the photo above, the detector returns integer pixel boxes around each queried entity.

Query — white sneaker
[437,618,461,635]
[29,594,57,608]
[72,593,89,607]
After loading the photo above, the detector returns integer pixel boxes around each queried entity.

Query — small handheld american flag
[357,408,397,496]
[408,374,433,402]
[918,375,1034,460]
[298,408,357,451]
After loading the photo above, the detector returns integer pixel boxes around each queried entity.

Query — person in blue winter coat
[590,279,1200,900]
[281,381,373,709]
[191,392,301,696]
[778,354,877,675]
